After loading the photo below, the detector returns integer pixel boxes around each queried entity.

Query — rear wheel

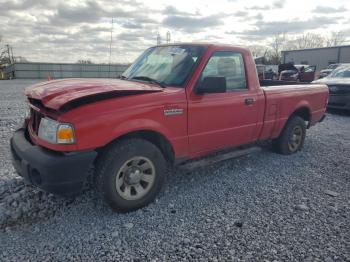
[273,116,306,155]
[95,138,167,212]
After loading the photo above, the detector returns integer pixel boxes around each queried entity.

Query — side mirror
[196,76,226,94]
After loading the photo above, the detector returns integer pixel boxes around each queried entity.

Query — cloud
[0,0,160,63]
[0,0,56,10]
[50,2,140,25]
[272,0,286,8]
[116,29,156,43]
[243,16,340,36]
[312,5,347,13]
[118,21,143,29]
[339,28,350,37]
[226,16,343,41]
[51,2,106,24]
[245,5,270,11]
[234,11,249,17]
[49,1,157,26]
[245,0,286,11]
[254,13,264,21]
[163,6,197,16]
[1,0,349,63]
[163,14,227,33]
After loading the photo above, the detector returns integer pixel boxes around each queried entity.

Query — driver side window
[201,51,247,91]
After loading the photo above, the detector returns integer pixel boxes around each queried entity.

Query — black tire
[273,116,306,155]
[94,138,167,212]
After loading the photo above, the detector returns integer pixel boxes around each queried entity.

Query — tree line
[249,31,347,65]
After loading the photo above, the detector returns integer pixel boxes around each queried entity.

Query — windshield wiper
[118,75,127,80]
[130,76,166,88]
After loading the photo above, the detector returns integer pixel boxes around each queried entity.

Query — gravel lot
[0,79,349,261]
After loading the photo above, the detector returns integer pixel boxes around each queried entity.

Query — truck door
[187,51,260,155]
[300,66,316,82]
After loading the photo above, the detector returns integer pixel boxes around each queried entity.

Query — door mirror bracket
[196,76,226,94]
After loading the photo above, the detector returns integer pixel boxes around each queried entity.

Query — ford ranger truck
[10,43,328,212]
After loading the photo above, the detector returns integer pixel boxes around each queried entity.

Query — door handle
[245,98,255,105]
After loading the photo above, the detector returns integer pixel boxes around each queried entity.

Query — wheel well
[291,107,311,127]
[102,130,175,164]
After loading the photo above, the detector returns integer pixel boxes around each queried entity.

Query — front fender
[108,118,173,145]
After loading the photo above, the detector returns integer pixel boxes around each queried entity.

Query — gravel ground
[0,79,349,261]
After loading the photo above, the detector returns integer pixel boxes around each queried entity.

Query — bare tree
[256,31,349,65]
[325,31,346,47]
[77,59,93,64]
[0,36,13,65]
[268,33,288,64]
[248,45,269,58]
[291,33,325,49]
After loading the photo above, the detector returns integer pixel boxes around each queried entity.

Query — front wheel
[94,138,167,212]
[273,116,306,155]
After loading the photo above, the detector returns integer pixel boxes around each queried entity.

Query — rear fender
[274,101,311,138]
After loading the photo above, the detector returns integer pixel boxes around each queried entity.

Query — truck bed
[259,79,314,86]
[258,84,328,141]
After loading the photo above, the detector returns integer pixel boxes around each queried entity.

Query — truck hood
[25,78,163,111]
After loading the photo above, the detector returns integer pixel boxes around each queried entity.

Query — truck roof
[155,42,247,49]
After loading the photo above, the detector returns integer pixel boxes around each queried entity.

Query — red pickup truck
[11,43,328,212]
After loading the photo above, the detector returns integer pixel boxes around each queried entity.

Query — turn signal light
[57,125,75,144]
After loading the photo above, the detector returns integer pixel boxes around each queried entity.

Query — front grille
[28,98,45,109]
[31,109,42,135]
[328,85,350,95]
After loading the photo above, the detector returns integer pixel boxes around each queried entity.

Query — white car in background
[318,63,350,79]
[313,64,350,111]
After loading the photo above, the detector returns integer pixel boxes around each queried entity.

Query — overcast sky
[1,0,349,63]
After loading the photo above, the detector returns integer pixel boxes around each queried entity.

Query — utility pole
[6,44,12,64]
[166,31,171,43]
[108,18,114,77]
[10,46,14,63]
[157,32,161,45]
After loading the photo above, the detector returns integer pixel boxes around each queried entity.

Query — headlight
[291,73,298,78]
[38,118,75,144]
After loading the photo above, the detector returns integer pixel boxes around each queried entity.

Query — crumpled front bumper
[10,128,97,196]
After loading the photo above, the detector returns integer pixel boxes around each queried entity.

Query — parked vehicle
[313,64,350,110]
[318,64,339,79]
[256,64,265,80]
[264,68,278,80]
[0,64,9,80]
[318,63,350,79]
[279,64,316,82]
[11,43,328,212]
[256,64,277,80]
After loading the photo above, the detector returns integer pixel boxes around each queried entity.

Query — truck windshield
[122,45,204,87]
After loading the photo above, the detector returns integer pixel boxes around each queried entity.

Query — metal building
[281,45,350,71]
[5,62,130,79]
